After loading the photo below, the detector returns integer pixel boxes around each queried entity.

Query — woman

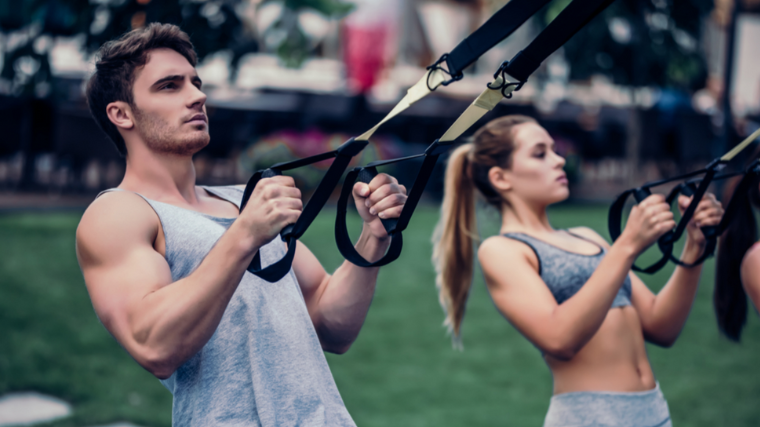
[714,150,760,341]
[432,115,724,426]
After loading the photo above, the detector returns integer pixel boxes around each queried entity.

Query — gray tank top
[99,186,355,427]
[503,231,632,308]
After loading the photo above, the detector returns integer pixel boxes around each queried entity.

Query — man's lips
[186,114,207,124]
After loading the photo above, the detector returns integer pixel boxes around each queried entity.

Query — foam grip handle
[680,183,696,197]
[633,187,652,203]
[356,167,397,235]
[261,169,282,178]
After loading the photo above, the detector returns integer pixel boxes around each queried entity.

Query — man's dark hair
[86,23,198,156]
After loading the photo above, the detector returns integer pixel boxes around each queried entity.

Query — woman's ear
[106,101,134,130]
[488,166,511,192]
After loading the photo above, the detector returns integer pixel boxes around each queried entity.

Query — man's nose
[187,85,206,109]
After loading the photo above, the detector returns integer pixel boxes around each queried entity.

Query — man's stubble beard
[133,105,210,156]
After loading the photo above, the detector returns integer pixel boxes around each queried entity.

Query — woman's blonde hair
[432,115,536,346]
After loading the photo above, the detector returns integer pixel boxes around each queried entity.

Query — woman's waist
[547,308,654,394]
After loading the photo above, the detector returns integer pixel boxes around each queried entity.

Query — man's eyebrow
[151,75,184,87]
[151,74,202,87]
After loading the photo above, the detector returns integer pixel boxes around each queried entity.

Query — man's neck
[120,144,200,205]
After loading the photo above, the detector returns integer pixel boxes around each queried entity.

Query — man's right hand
[239,175,303,249]
[619,194,675,255]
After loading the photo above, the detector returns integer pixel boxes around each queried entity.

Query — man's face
[130,48,209,156]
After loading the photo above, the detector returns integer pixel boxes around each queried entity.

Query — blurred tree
[0,0,354,98]
[555,0,714,91]
[260,0,353,67]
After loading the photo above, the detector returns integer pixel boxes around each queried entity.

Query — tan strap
[439,74,519,142]
[357,69,447,141]
[721,127,760,162]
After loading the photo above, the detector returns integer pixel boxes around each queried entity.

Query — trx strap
[239,69,447,282]
[336,0,616,268]
[608,127,760,273]
[239,0,555,281]
[442,0,552,79]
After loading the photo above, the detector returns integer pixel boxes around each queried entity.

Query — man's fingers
[369,193,407,216]
[367,182,406,205]
[377,205,404,220]
[353,182,371,198]
[367,173,398,192]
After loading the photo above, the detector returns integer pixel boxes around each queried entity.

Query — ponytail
[432,143,478,347]
[431,114,535,347]
[715,173,760,341]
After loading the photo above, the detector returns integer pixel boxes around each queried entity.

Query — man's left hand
[352,173,407,240]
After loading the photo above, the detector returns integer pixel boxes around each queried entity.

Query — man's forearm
[312,224,389,353]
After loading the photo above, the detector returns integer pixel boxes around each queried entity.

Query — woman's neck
[499,198,554,235]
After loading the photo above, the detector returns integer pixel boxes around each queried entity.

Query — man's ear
[488,166,512,192]
[106,101,134,130]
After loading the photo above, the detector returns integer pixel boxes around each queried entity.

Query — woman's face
[494,122,569,206]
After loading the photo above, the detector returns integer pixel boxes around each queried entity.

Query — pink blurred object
[342,24,389,93]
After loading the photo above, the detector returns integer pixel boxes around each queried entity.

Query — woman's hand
[678,193,724,248]
[619,194,676,254]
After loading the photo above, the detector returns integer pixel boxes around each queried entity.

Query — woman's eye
[534,151,546,158]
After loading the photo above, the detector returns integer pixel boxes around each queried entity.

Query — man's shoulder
[77,190,159,249]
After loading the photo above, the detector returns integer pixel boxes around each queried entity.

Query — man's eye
[162,83,177,90]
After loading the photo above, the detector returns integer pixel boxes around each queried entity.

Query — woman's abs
[546,305,656,395]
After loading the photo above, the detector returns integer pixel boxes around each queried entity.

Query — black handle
[633,187,652,203]
[241,168,295,239]
[356,167,397,235]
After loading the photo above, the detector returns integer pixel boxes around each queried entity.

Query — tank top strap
[501,233,544,276]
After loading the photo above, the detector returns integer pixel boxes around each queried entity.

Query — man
[76,23,407,426]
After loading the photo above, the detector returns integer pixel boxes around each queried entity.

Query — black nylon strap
[335,140,451,267]
[607,160,727,274]
[504,0,615,82]
[239,138,368,282]
[608,188,674,273]
[444,0,552,77]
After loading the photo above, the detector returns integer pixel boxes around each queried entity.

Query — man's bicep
[76,194,173,346]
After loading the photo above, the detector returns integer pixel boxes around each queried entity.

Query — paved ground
[0,392,144,427]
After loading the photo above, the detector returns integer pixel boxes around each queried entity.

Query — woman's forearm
[641,239,704,345]
[547,240,638,357]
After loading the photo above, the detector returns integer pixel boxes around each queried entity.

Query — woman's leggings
[543,383,671,427]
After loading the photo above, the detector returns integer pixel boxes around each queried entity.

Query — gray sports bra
[503,231,632,308]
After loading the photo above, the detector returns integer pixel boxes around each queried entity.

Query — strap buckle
[486,60,525,99]
[426,54,464,91]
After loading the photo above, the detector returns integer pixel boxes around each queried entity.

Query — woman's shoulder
[479,234,540,271]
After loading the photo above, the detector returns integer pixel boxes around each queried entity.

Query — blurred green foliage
[555,0,715,90]
[2,205,760,426]
[0,0,354,97]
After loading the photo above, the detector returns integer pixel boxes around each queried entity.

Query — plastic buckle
[426,54,464,90]
[486,61,525,99]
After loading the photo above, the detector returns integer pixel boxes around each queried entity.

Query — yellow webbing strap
[357,69,447,141]
[721,127,760,162]
[438,73,519,142]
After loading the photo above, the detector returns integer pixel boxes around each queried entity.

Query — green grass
[1,204,759,426]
